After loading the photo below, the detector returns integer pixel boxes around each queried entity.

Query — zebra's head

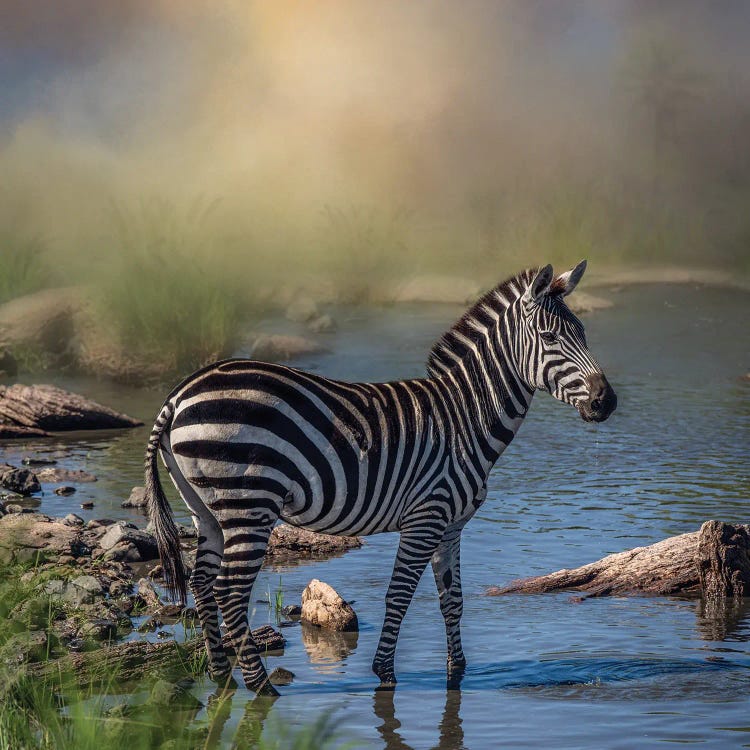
[519,261,617,422]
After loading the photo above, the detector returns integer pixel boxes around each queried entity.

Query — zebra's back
[165,359,450,536]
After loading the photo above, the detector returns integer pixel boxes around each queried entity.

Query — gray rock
[281,604,302,618]
[301,579,358,632]
[5,504,25,514]
[3,630,49,664]
[69,575,104,603]
[121,486,147,508]
[55,486,76,496]
[0,464,41,496]
[145,519,196,539]
[269,667,295,686]
[136,577,162,610]
[63,513,84,526]
[103,541,142,563]
[78,618,117,641]
[99,522,158,559]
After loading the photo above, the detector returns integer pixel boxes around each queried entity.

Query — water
[2,283,749,748]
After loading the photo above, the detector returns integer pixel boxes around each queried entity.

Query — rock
[281,604,302,618]
[57,554,75,565]
[0,464,41,496]
[3,630,50,664]
[121,486,147,508]
[55,486,76,496]
[5,504,24,514]
[68,575,105,603]
[63,513,84,526]
[78,619,117,641]
[150,679,203,710]
[136,577,162,610]
[0,500,5,515]
[0,287,80,359]
[103,541,142,563]
[22,457,57,467]
[80,502,94,510]
[99,522,158,559]
[301,579,358,632]
[250,334,329,362]
[267,523,362,559]
[268,667,295,686]
[37,468,97,483]
[86,518,115,529]
[389,275,482,304]
[109,580,131,598]
[0,512,79,558]
[566,291,613,314]
[308,314,336,333]
[0,383,142,431]
[145,519,196,539]
[285,296,319,323]
[0,424,50,439]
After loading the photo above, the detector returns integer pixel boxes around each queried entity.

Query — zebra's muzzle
[579,373,617,423]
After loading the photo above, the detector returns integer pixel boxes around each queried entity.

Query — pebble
[55,486,76,496]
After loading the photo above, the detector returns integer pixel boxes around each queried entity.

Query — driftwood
[0,383,142,432]
[488,521,750,599]
[29,626,284,687]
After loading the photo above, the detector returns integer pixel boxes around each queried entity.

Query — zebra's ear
[555,259,587,297]
[524,264,554,304]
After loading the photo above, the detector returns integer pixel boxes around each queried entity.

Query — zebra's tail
[144,401,187,606]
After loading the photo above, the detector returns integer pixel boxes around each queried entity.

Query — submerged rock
[0,464,41,496]
[38,468,97,483]
[301,579,358,632]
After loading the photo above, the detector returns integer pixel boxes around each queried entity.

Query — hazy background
[2,0,750,306]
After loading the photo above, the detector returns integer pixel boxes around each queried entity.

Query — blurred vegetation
[0,557,356,750]
[90,198,250,374]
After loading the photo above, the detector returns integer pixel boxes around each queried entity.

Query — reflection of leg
[189,513,231,682]
[215,523,278,696]
[431,525,466,674]
[232,694,279,748]
[205,686,236,746]
[434,689,465,750]
[373,520,446,687]
[373,690,412,750]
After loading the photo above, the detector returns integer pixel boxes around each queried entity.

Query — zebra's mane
[426,267,539,377]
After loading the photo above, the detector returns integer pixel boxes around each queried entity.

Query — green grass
[0,230,51,305]
[92,198,250,374]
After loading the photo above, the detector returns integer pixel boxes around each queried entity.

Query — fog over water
[2,1,750,286]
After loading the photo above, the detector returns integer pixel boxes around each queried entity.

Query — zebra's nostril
[590,398,601,412]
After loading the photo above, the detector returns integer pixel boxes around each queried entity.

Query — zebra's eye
[540,331,558,344]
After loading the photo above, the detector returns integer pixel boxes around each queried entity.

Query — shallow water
[2,283,750,748]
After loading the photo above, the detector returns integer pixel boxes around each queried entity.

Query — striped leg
[189,514,231,683]
[372,519,447,687]
[214,522,278,696]
[431,525,466,674]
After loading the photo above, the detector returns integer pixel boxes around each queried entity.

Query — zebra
[145,261,616,695]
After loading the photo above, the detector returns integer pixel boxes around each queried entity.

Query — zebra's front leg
[372,521,447,688]
[214,523,279,696]
[431,524,466,675]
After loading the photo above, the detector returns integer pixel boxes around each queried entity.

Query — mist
[2,0,750,297]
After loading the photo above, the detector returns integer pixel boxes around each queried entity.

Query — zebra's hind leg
[372,518,447,688]
[214,520,279,696]
[189,513,232,684]
[430,524,466,678]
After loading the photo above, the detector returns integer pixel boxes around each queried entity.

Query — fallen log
[29,626,285,687]
[487,521,750,599]
[0,383,142,431]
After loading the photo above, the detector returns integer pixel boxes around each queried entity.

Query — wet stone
[103,541,142,562]
[281,604,302,618]
[22,457,57,467]
[80,502,94,509]
[54,486,76,496]
[121,486,147,509]
[269,667,295,686]
[0,464,41,496]
[36,468,97,483]
[79,618,117,641]
[63,513,84,526]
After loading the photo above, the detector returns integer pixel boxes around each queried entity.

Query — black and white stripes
[146,262,616,695]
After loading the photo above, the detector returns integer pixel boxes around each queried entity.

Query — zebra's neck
[426,270,536,463]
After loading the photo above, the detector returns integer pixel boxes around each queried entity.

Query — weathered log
[487,521,750,599]
[0,383,142,431]
[0,424,50,439]
[29,626,285,687]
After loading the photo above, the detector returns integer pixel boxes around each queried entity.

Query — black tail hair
[144,402,187,605]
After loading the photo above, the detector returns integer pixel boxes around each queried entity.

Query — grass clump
[92,198,249,376]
